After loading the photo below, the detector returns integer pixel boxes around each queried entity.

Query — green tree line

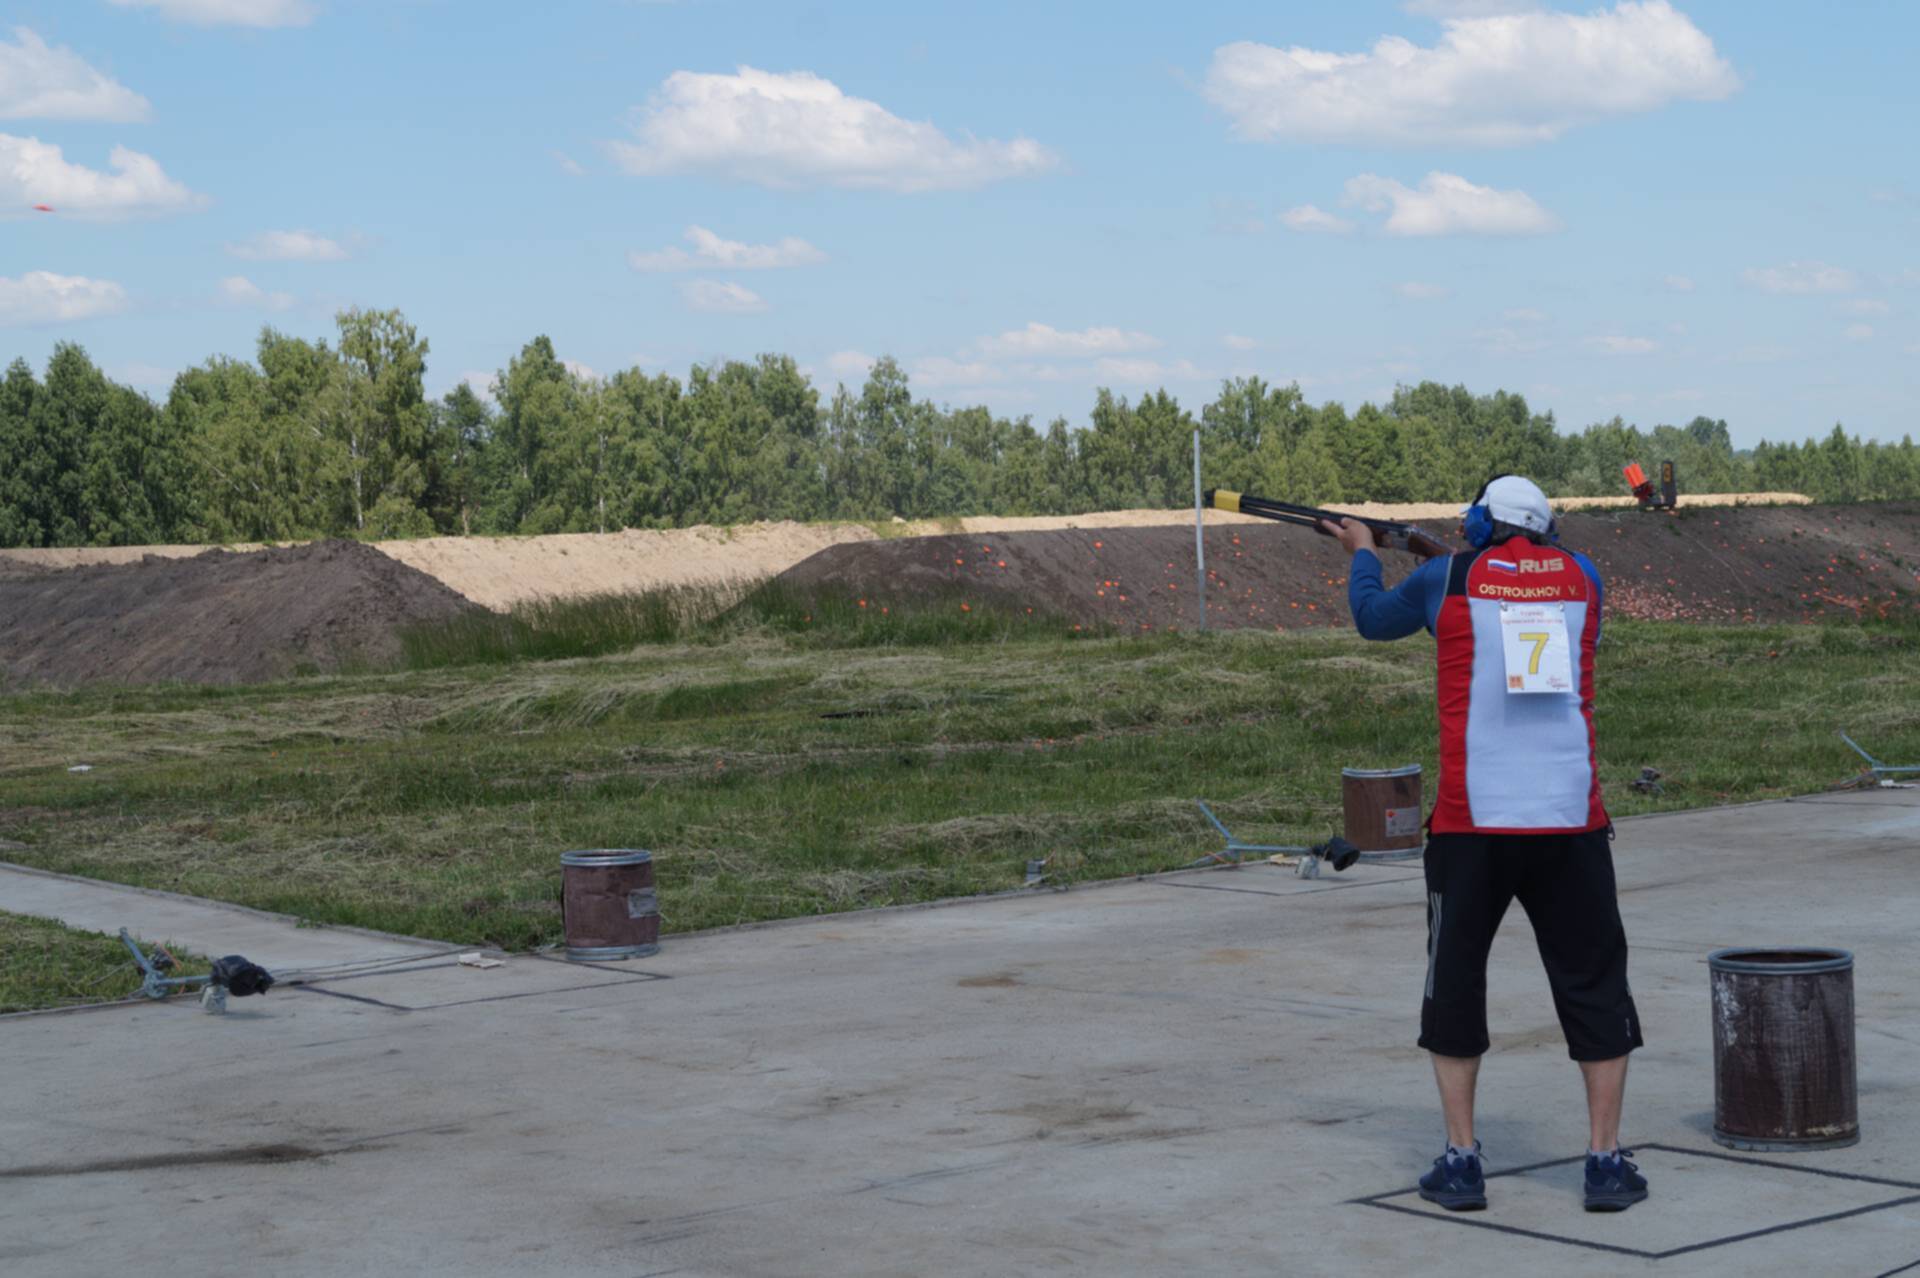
[4,308,1917,547]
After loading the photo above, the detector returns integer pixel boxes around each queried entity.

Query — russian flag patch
[1487,558,1519,575]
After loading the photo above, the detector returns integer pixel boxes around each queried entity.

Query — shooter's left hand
[1319,517,1376,556]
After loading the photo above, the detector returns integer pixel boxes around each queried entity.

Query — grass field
[0,910,207,1014]
[1,600,1914,953]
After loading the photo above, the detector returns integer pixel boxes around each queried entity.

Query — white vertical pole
[1193,427,1206,631]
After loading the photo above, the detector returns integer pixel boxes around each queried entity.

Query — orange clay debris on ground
[753,501,1919,634]
[0,495,1816,612]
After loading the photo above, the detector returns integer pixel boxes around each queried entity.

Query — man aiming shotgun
[1207,490,1451,560]
[1215,477,1648,1214]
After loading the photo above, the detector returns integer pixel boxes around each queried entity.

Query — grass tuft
[0,911,209,1014]
[398,580,1097,670]
[708,579,1097,648]
[398,584,746,668]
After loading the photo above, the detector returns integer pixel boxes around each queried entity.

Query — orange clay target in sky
[32,204,54,212]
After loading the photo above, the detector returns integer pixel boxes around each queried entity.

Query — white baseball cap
[1464,475,1554,534]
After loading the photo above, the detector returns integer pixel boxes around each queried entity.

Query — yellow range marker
[1212,490,1244,514]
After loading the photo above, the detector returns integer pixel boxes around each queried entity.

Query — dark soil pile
[0,540,480,687]
[777,503,1920,633]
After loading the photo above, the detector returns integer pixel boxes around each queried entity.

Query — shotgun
[1206,489,1452,560]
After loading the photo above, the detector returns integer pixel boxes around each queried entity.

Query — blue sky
[2,0,1915,446]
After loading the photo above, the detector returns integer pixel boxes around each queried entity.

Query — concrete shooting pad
[0,861,457,973]
[3,791,1918,1277]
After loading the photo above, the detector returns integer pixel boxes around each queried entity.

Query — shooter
[1315,475,1650,1215]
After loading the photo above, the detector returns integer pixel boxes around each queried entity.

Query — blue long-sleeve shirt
[1346,547,1605,640]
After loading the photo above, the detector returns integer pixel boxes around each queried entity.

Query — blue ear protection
[1462,475,1501,549]
[1464,474,1558,549]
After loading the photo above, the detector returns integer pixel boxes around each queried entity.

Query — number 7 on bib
[1499,601,1574,694]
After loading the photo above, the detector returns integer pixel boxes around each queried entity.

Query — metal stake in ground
[1188,801,1359,878]
[118,928,274,1015]
[1192,427,1206,631]
[1839,731,1920,780]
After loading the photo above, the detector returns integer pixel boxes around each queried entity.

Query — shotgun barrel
[1206,489,1451,560]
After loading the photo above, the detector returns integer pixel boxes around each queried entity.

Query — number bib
[1499,602,1574,694]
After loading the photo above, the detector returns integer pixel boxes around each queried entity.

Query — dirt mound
[0,494,1807,609]
[0,540,480,687]
[777,503,1920,632]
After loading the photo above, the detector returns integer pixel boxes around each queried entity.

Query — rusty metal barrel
[1709,947,1858,1151]
[1342,765,1424,862]
[560,849,660,962]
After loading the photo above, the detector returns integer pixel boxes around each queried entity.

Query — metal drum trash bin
[1709,947,1858,1151]
[1342,765,1424,862]
[560,849,660,961]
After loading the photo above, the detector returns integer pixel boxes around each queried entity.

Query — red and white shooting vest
[1430,537,1607,835]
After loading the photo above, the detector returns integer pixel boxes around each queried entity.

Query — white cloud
[1842,324,1875,342]
[826,349,875,378]
[563,359,600,380]
[1343,171,1558,236]
[1586,334,1658,355]
[629,225,826,272]
[0,133,202,219]
[1841,298,1890,316]
[977,322,1160,359]
[225,228,348,262]
[1743,261,1857,295]
[1663,274,1696,292]
[106,0,315,27]
[455,370,496,402]
[1201,1,1738,147]
[1093,357,1206,383]
[218,275,294,311]
[551,150,586,177]
[911,357,1002,388]
[610,66,1058,192]
[0,27,150,122]
[679,279,768,314]
[0,270,129,325]
[1222,333,1258,351]
[1279,203,1354,234]
[1095,358,1165,383]
[1396,281,1450,300]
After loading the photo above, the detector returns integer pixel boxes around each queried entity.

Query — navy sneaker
[1584,1148,1649,1212]
[1418,1141,1487,1211]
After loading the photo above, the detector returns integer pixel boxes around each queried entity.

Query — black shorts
[1419,828,1644,1062]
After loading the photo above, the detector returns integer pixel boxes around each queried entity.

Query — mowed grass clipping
[1,602,1915,951]
[0,911,208,1014]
